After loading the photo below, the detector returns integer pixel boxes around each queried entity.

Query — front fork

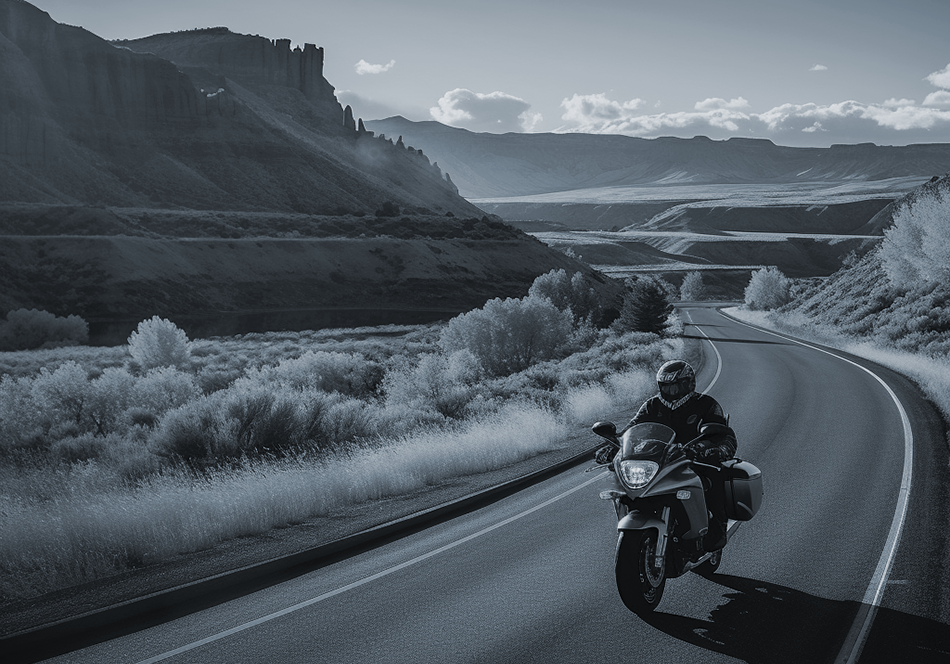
[601,490,672,572]
[654,506,672,570]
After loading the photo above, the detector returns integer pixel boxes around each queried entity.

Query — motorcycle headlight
[618,460,659,489]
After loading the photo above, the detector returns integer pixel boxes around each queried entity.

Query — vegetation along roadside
[0,269,684,604]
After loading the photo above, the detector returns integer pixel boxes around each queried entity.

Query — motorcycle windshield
[620,423,677,462]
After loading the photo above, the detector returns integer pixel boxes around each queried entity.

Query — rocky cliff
[0,1,479,217]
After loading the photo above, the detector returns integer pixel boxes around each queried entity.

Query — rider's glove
[594,445,615,465]
[700,447,724,463]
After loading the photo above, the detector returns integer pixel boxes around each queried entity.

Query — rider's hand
[594,445,615,465]
[700,447,724,463]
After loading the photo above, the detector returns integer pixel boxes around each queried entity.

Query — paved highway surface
[37,305,950,663]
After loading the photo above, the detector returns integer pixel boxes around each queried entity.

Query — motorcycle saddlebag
[722,459,763,521]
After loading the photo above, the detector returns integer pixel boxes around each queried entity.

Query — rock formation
[0,0,479,217]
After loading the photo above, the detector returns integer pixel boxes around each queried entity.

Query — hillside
[0,1,480,218]
[779,174,950,355]
[0,2,624,335]
[0,207,622,342]
[366,116,950,201]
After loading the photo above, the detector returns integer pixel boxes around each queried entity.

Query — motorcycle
[590,420,763,616]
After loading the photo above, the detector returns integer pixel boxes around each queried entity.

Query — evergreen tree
[616,277,672,334]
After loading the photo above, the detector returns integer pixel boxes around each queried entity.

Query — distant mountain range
[366,116,950,200]
[0,1,481,217]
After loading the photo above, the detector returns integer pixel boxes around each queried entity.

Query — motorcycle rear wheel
[615,530,666,615]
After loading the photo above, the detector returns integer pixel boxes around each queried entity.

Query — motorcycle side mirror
[591,421,619,443]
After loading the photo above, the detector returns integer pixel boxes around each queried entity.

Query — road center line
[723,312,913,664]
[690,319,723,395]
[137,473,608,664]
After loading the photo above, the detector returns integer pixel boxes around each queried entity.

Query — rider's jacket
[623,392,737,460]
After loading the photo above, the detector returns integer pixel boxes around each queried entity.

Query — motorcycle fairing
[637,460,707,540]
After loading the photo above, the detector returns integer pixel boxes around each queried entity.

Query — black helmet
[656,360,696,402]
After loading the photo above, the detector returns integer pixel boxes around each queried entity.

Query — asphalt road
[38,305,950,663]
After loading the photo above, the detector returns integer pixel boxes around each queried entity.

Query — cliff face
[0,1,479,217]
[0,0,201,165]
[116,29,342,127]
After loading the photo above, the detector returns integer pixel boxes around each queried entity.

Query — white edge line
[724,312,913,664]
[137,473,608,664]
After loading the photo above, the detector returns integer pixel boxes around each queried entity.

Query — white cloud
[882,98,916,108]
[430,88,536,132]
[355,59,395,75]
[560,93,749,135]
[560,93,646,124]
[556,91,950,145]
[925,63,950,89]
[924,90,950,107]
[810,64,828,71]
[694,97,750,111]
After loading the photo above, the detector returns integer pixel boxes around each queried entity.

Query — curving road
[39,305,950,664]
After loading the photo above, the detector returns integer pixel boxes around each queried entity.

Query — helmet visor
[659,378,691,400]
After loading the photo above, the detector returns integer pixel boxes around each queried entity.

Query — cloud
[355,59,395,75]
[560,93,646,124]
[925,63,950,89]
[924,90,950,107]
[694,97,750,111]
[560,93,749,135]
[557,92,950,145]
[882,98,916,108]
[810,64,828,71]
[430,88,537,132]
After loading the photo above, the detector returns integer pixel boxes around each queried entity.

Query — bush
[128,316,191,370]
[680,271,708,301]
[382,352,476,419]
[880,183,950,288]
[259,351,383,397]
[439,295,574,376]
[0,309,88,351]
[744,267,791,310]
[615,277,672,334]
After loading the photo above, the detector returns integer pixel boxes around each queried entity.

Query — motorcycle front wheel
[615,530,666,615]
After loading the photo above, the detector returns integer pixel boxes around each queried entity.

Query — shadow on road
[680,333,788,347]
[641,574,950,663]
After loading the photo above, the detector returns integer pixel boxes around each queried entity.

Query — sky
[32,0,950,147]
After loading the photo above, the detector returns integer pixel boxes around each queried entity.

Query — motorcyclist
[595,359,737,550]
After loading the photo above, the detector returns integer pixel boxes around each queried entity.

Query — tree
[528,269,602,326]
[879,182,950,289]
[744,267,791,310]
[680,271,708,301]
[0,308,88,351]
[439,295,574,376]
[128,316,191,370]
[615,277,672,334]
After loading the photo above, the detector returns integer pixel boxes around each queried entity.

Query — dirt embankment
[0,208,623,340]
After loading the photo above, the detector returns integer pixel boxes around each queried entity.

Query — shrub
[439,295,574,376]
[261,351,383,397]
[128,316,191,370]
[615,277,672,334]
[680,271,708,301]
[0,309,88,351]
[744,267,791,310]
[382,352,476,418]
[880,184,950,288]
[30,361,90,431]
